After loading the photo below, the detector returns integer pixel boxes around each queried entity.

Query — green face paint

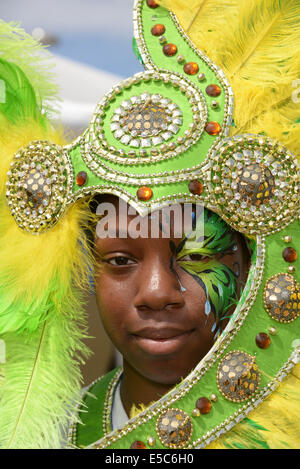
[172,208,238,338]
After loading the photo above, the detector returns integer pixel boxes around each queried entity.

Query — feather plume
[158,0,300,159]
[0,302,91,449]
[0,24,95,447]
[0,20,58,118]
[157,0,240,57]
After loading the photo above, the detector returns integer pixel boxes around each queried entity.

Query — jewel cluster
[6,141,71,233]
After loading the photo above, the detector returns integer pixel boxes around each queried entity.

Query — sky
[1,0,143,77]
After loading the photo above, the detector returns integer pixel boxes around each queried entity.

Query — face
[94,197,250,387]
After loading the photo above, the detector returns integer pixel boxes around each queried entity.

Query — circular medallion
[264,273,300,323]
[156,408,193,448]
[87,70,207,166]
[210,135,300,235]
[111,94,182,148]
[217,351,261,402]
[6,141,72,233]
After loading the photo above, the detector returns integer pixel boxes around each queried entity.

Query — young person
[0,0,299,450]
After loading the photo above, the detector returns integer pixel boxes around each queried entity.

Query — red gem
[76,171,87,186]
[196,397,212,414]
[205,122,221,135]
[151,24,166,36]
[206,84,222,97]
[163,43,178,57]
[137,186,153,201]
[130,441,147,449]
[188,180,204,195]
[146,0,159,8]
[256,332,271,349]
[283,247,298,263]
[184,62,199,75]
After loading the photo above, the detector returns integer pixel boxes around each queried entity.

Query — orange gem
[196,397,212,414]
[188,180,203,195]
[137,186,153,201]
[130,440,147,449]
[283,247,298,262]
[146,0,159,7]
[76,171,87,186]
[151,24,166,36]
[256,333,271,349]
[163,43,178,57]
[205,121,221,135]
[184,62,199,75]
[206,84,221,97]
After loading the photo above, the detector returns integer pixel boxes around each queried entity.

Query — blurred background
[1,0,144,385]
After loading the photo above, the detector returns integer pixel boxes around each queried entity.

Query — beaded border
[87,70,208,166]
[133,0,233,137]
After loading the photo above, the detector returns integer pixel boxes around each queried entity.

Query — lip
[130,327,194,355]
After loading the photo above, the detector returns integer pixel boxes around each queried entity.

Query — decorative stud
[210,393,218,402]
[198,73,206,81]
[147,436,156,447]
[130,441,147,449]
[188,180,204,195]
[177,55,185,64]
[264,273,300,323]
[137,186,153,201]
[76,171,88,186]
[151,24,166,36]
[184,62,199,75]
[217,351,261,402]
[211,100,219,109]
[195,397,212,414]
[156,409,193,449]
[268,326,277,336]
[205,121,221,135]
[283,235,293,243]
[146,0,159,8]
[256,332,271,349]
[206,84,222,97]
[288,266,296,273]
[192,408,200,417]
[163,43,178,56]
[159,36,167,45]
[283,247,298,263]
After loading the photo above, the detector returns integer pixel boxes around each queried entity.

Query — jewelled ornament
[210,135,299,236]
[217,351,261,402]
[156,409,193,448]
[6,141,71,233]
[264,273,300,323]
[88,70,208,167]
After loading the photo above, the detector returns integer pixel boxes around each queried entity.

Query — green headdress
[0,0,299,449]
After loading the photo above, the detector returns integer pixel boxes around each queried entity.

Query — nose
[134,256,185,312]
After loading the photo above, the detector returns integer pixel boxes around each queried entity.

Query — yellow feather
[0,120,95,333]
[157,0,300,159]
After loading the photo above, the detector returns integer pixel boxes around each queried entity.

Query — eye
[178,253,211,262]
[105,256,136,266]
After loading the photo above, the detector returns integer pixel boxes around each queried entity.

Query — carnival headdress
[0,0,299,449]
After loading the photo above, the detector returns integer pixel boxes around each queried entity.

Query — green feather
[0,19,58,123]
[0,286,91,449]
[0,58,39,124]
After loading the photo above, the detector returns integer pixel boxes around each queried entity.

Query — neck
[120,361,174,417]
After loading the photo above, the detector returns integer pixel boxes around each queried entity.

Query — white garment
[111,377,129,431]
